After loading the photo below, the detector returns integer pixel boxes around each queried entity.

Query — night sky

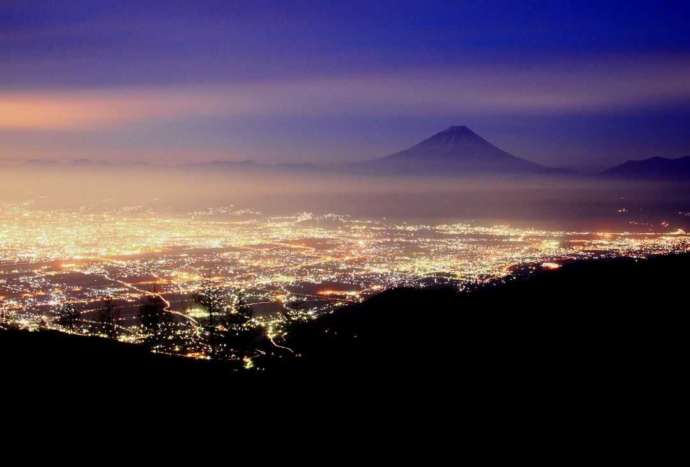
[2,0,690,169]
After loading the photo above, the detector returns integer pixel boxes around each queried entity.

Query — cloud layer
[2,56,690,133]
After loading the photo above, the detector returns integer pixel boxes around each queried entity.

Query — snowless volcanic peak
[417,125,489,147]
[371,126,546,174]
[388,126,520,161]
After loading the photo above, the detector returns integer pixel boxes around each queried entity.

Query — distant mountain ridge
[603,155,690,180]
[169,125,555,176]
[19,126,690,180]
[350,125,550,175]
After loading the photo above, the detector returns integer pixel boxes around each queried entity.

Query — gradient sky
[2,0,690,169]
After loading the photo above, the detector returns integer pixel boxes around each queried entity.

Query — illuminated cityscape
[4,0,690,425]
[2,202,688,368]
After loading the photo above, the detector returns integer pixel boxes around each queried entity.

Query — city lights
[1,202,688,367]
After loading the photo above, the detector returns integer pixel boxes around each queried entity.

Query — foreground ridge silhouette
[3,254,686,398]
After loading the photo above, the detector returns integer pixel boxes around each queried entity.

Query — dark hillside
[276,255,687,390]
[2,255,687,406]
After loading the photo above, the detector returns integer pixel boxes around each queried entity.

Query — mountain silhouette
[351,126,548,175]
[603,155,690,180]
[56,125,564,177]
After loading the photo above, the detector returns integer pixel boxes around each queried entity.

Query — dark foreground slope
[276,255,687,384]
[2,255,687,400]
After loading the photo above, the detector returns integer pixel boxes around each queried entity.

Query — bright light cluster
[1,202,688,366]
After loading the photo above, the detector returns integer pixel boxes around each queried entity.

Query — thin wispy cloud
[3,56,690,132]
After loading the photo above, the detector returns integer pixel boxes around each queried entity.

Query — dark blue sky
[2,0,690,168]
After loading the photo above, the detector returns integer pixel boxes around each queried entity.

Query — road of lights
[1,202,689,367]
